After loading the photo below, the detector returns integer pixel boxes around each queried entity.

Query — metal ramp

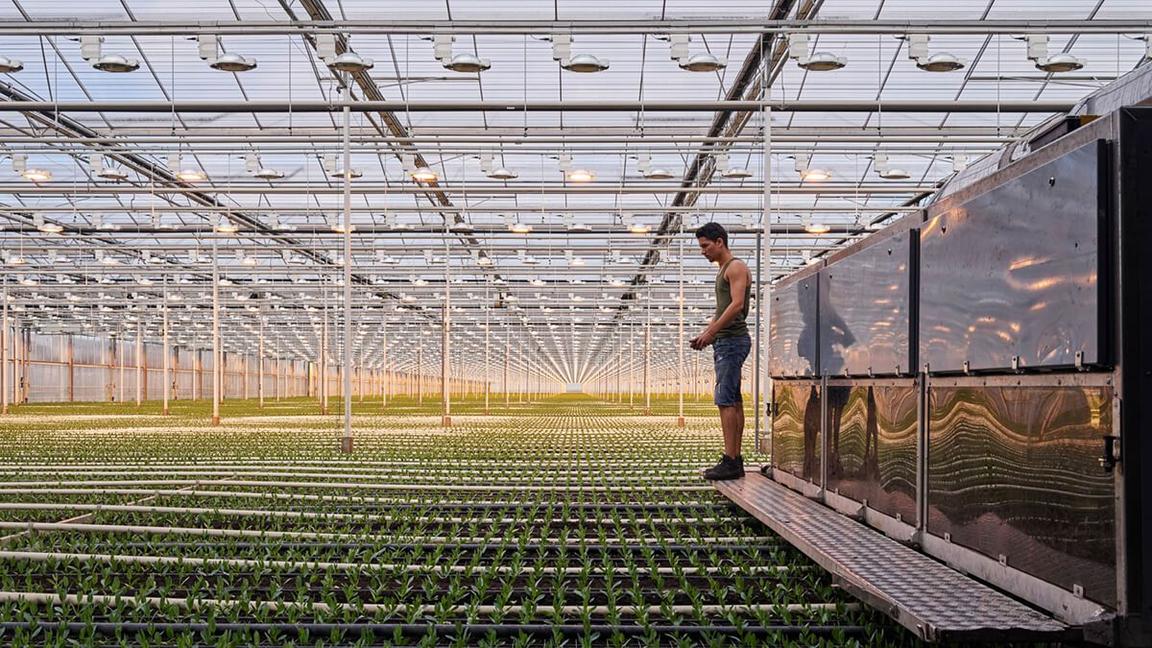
[715,471,1076,643]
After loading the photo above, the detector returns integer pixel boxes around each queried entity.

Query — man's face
[697,236,725,263]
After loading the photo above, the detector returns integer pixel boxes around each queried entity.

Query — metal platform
[715,471,1076,643]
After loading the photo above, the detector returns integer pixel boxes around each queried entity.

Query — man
[690,222,752,481]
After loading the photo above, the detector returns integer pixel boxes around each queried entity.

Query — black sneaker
[703,454,744,481]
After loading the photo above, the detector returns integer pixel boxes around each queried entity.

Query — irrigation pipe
[0,479,713,492]
[0,549,796,577]
[0,589,858,618]
[0,621,866,638]
[0,503,740,526]
[0,488,733,513]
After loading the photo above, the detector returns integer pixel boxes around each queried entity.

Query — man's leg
[719,404,743,458]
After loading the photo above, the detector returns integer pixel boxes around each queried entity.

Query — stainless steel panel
[769,274,819,377]
[920,141,1105,372]
[827,383,918,524]
[820,231,914,375]
[771,381,822,484]
[927,385,1117,608]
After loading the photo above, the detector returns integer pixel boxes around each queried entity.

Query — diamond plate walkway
[715,471,1076,643]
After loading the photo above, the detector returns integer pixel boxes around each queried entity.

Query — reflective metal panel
[920,141,1105,372]
[769,274,819,377]
[827,383,919,524]
[820,231,914,376]
[772,381,822,484]
[927,385,1116,608]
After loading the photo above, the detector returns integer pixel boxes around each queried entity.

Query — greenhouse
[2,1,1152,646]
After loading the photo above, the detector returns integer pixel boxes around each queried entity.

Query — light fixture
[4,254,25,266]
[97,164,128,181]
[328,167,362,179]
[509,221,533,234]
[788,34,845,71]
[445,52,490,73]
[1037,52,1085,73]
[561,53,610,73]
[210,53,257,72]
[432,34,491,73]
[800,51,847,71]
[0,55,23,73]
[566,168,596,183]
[254,167,284,180]
[476,255,493,266]
[200,37,257,72]
[628,223,651,234]
[82,36,139,73]
[449,220,475,233]
[1024,34,1085,73]
[794,154,830,182]
[642,168,675,180]
[874,154,911,180]
[329,51,374,73]
[22,168,52,183]
[175,168,206,182]
[93,54,140,73]
[803,215,831,234]
[411,166,438,183]
[34,215,63,234]
[215,217,239,234]
[666,34,727,72]
[486,166,518,180]
[564,214,592,233]
[679,52,726,72]
[714,153,752,180]
[905,34,965,72]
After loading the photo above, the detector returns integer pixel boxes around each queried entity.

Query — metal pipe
[257,315,265,410]
[441,221,452,427]
[210,238,221,426]
[0,183,935,195]
[0,17,1146,34]
[161,281,170,415]
[677,237,685,428]
[340,103,353,452]
[0,99,1076,113]
[0,281,6,415]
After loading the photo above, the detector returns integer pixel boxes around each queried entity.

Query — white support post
[211,237,221,427]
[643,301,652,415]
[441,234,452,428]
[1,282,8,415]
[258,316,265,409]
[503,326,510,410]
[483,295,490,415]
[340,103,354,451]
[135,323,143,407]
[678,236,686,428]
[162,284,170,416]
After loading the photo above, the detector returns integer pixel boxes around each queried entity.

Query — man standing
[690,222,752,481]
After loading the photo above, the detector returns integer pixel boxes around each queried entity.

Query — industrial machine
[759,64,1152,645]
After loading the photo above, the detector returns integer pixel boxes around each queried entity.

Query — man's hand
[690,329,715,350]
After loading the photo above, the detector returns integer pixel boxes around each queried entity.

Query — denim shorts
[713,335,751,407]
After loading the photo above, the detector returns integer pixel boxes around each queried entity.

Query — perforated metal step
[715,471,1075,643]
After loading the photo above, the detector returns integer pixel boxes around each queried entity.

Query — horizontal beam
[0,184,934,195]
[0,225,863,236]
[0,100,1075,113]
[0,19,1147,35]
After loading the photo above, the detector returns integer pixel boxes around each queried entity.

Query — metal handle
[1099,435,1119,473]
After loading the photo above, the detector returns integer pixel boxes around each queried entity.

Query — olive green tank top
[714,258,750,339]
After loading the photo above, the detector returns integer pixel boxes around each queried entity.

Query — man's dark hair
[695,222,729,248]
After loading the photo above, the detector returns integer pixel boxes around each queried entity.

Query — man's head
[695,222,730,263]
